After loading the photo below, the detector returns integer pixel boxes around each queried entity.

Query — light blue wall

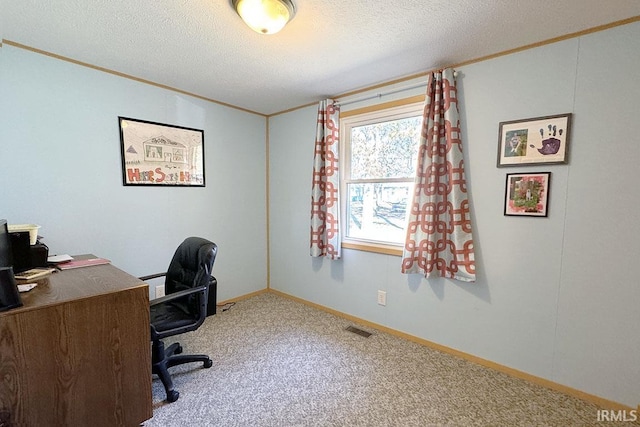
[0,45,268,301]
[268,22,640,407]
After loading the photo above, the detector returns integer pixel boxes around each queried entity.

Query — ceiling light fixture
[232,0,296,35]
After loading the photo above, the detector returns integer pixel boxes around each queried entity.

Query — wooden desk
[0,258,152,426]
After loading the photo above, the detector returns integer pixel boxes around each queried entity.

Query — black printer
[9,231,49,272]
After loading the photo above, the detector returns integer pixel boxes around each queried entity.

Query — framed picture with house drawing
[497,113,571,167]
[118,117,205,186]
[504,172,551,217]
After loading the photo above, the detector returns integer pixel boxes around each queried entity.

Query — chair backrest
[165,237,217,307]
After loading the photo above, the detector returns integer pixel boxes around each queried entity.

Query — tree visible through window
[341,101,422,248]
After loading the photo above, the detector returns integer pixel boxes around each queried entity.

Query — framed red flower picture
[504,172,551,217]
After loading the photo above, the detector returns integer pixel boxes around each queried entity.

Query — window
[341,99,423,254]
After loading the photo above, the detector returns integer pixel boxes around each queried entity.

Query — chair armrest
[139,272,167,281]
[149,285,207,307]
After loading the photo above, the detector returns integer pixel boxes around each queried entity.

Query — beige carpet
[143,292,635,426]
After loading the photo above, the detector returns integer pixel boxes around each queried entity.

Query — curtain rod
[334,71,458,108]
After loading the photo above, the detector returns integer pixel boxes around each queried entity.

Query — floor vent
[346,326,372,338]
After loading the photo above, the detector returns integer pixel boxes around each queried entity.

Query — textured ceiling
[3,1,640,115]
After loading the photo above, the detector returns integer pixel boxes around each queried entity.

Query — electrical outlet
[377,290,386,306]
[155,285,165,298]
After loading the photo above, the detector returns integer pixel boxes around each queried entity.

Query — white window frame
[340,97,423,256]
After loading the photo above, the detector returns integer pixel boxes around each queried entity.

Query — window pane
[350,116,421,180]
[346,182,412,244]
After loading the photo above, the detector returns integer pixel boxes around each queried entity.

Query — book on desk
[55,257,111,270]
[14,257,111,282]
[14,267,56,281]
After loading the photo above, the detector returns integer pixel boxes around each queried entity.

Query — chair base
[152,340,212,402]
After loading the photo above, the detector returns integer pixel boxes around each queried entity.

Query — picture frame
[118,117,205,186]
[504,172,551,217]
[497,113,571,167]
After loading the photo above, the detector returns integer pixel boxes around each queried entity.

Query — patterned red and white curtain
[401,69,476,282]
[310,99,341,259]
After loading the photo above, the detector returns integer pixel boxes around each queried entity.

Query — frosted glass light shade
[232,0,295,34]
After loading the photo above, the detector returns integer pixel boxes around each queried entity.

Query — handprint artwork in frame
[497,113,571,167]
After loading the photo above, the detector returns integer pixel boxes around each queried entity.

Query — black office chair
[140,237,218,403]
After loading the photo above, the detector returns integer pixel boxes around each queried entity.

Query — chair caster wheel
[175,345,183,354]
[203,359,213,368]
[167,390,180,403]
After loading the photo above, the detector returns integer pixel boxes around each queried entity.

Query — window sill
[341,240,403,256]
